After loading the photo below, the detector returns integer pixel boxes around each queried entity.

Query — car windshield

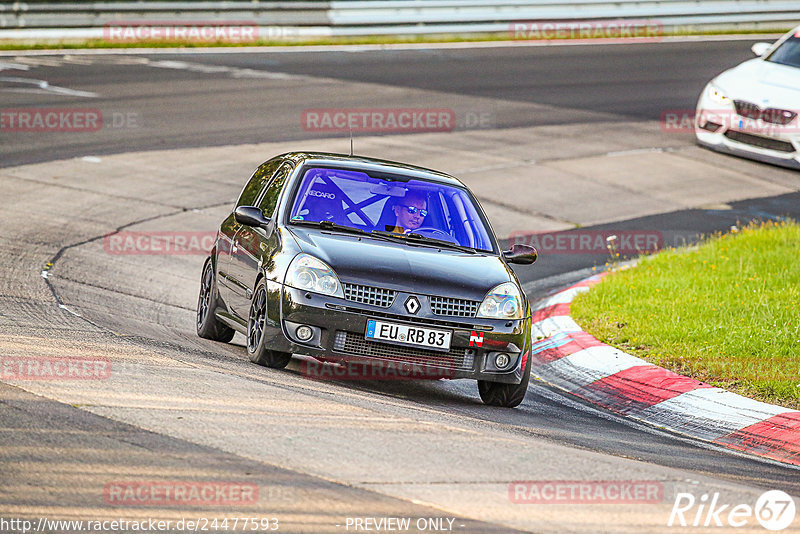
[766,33,800,68]
[288,166,496,252]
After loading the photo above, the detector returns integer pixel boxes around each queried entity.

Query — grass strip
[0,28,791,51]
[571,220,800,409]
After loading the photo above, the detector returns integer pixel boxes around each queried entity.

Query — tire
[247,278,292,369]
[477,351,531,408]
[196,258,235,343]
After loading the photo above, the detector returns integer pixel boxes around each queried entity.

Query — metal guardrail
[326,0,800,36]
[0,1,798,37]
[0,2,331,28]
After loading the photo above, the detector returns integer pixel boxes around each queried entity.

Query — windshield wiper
[291,220,400,244]
[370,230,477,254]
[406,233,478,254]
[291,222,478,253]
[290,219,366,235]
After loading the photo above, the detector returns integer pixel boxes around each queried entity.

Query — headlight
[285,253,344,298]
[477,282,524,320]
[707,83,731,105]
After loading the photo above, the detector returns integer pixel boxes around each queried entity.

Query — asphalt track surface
[4,38,799,285]
[1,39,800,533]
[0,39,764,168]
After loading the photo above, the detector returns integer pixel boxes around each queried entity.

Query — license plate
[365,320,452,351]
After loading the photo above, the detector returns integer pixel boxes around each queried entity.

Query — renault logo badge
[404,296,420,315]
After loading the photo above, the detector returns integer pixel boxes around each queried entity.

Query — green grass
[0,27,791,51]
[571,221,800,409]
[0,35,503,51]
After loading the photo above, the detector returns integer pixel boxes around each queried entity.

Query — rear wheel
[477,352,531,408]
[196,258,235,343]
[247,279,292,369]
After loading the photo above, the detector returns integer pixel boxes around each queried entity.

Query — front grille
[343,283,396,308]
[734,100,761,119]
[734,100,797,125]
[334,330,474,371]
[429,296,480,317]
[724,130,796,153]
[763,108,797,126]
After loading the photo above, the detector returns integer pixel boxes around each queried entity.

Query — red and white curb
[530,274,800,467]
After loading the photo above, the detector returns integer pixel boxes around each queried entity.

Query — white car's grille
[724,130,796,153]
[734,100,797,126]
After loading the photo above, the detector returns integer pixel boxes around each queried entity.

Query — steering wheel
[411,227,454,240]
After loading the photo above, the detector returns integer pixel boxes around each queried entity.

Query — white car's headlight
[285,253,344,298]
[477,282,524,320]
[707,83,732,105]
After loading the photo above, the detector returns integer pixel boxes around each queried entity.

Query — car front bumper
[268,283,531,384]
[695,92,800,170]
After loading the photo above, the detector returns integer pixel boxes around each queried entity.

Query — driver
[392,191,427,234]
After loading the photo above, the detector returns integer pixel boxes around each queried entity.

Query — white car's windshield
[766,33,800,68]
[288,166,496,252]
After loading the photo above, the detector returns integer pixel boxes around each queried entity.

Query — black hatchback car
[197,152,537,407]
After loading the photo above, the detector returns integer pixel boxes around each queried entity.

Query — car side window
[236,159,282,208]
[257,163,293,218]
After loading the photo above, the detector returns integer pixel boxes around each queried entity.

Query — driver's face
[394,197,426,232]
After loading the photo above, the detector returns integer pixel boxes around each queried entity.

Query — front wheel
[197,258,235,343]
[247,279,292,369]
[477,352,531,408]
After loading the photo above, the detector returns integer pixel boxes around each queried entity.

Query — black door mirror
[234,206,270,228]
[502,243,538,265]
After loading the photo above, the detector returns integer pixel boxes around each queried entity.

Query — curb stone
[530,273,800,467]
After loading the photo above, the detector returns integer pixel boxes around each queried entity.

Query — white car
[696,26,800,169]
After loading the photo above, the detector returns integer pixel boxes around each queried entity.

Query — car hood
[714,58,800,109]
[288,227,516,301]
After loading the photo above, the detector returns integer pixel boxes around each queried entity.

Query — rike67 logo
[669,490,796,531]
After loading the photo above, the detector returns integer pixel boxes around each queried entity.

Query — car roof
[277,152,466,187]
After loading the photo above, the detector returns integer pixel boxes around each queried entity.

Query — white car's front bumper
[695,85,800,170]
